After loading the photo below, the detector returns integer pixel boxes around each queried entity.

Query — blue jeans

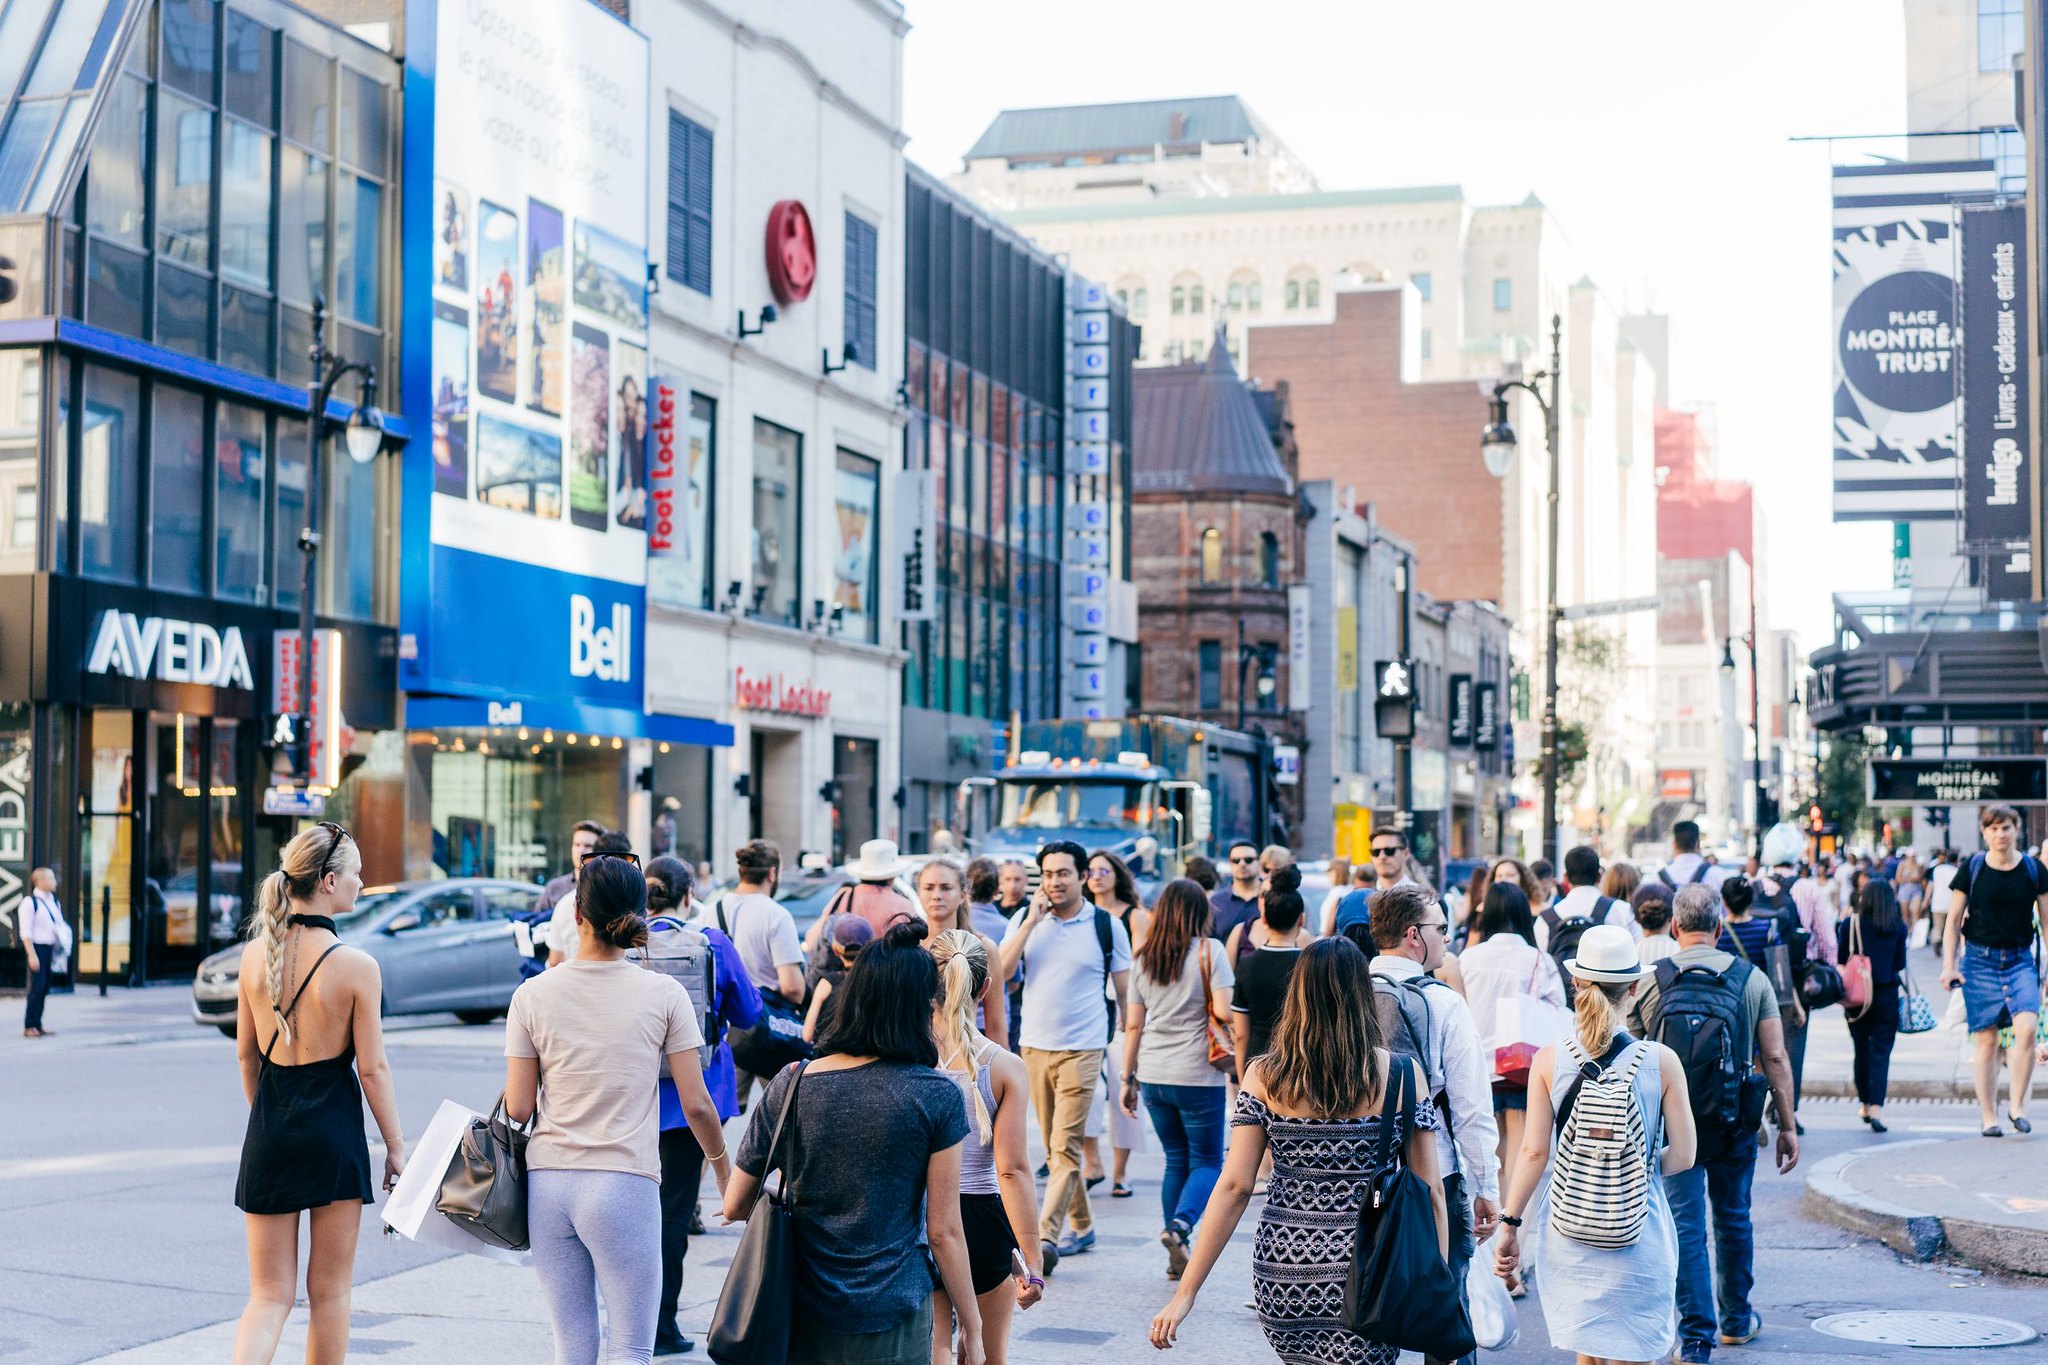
[1141,1082,1227,1229]
[1667,1144,1759,1356]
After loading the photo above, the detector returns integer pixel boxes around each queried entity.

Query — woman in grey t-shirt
[1118,879,1235,1281]
[727,922,985,1365]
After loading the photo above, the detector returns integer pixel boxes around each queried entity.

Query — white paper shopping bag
[382,1098,530,1265]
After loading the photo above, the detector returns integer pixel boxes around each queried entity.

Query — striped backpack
[1548,1033,1657,1249]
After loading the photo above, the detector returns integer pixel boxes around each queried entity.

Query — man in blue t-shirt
[1333,831,1417,936]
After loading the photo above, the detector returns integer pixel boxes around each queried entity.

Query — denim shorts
[1961,942,2042,1033]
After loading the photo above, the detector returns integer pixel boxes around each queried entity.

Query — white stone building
[635,0,907,870]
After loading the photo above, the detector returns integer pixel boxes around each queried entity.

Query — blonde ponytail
[931,928,993,1142]
[1573,978,1630,1056]
[256,869,292,1043]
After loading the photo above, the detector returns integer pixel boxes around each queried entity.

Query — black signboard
[1867,757,2048,806]
[1473,682,1500,752]
[1448,673,1474,747]
[1958,203,2033,600]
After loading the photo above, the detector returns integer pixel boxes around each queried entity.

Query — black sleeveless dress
[234,943,377,1214]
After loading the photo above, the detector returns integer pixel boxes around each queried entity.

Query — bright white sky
[901,0,1913,648]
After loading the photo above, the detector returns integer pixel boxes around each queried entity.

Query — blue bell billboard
[400,0,656,722]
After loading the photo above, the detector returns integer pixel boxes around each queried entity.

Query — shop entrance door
[748,728,803,857]
[78,710,137,984]
[832,736,878,864]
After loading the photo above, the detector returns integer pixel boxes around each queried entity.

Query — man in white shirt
[1536,845,1640,950]
[1365,884,1498,1365]
[1659,820,1734,897]
[1000,840,1131,1260]
[546,830,639,966]
[21,867,65,1038]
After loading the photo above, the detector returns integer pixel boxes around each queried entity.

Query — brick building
[1131,335,1306,840]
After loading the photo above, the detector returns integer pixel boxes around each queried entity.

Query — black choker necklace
[288,913,336,933]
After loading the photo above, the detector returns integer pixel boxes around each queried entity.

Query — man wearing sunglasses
[545,831,639,967]
[1332,832,1418,937]
[1208,842,1264,946]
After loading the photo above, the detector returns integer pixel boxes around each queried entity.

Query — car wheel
[216,1023,237,1039]
[454,1009,499,1025]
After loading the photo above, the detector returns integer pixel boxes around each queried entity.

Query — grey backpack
[627,915,718,1067]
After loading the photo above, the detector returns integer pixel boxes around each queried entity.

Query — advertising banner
[1958,203,2033,600]
[1867,757,2047,806]
[1830,161,1996,523]
[1473,681,1500,752]
[406,0,651,707]
[1448,673,1474,747]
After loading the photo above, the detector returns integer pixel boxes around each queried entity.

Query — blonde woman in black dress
[233,823,405,1364]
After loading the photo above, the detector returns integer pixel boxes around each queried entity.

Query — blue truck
[957,717,1275,895]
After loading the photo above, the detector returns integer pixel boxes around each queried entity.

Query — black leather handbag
[436,1093,534,1251]
[709,1064,806,1365]
[1340,1057,1477,1360]
[718,898,815,1079]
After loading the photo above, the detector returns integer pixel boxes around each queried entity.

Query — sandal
[1111,1182,1133,1198]
[1085,1174,1105,1191]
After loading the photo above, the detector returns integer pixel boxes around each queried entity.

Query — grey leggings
[530,1168,661,1365]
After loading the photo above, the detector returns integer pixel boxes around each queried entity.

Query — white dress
[1534,1039,1678,1361]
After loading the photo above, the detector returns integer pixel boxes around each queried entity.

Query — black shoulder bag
[709,1063,806,1365]
[720,896,814,1078]
[436,1092,535,1251]
[1340,1056,1477,1360]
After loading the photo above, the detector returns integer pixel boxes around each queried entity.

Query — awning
[406,695,732,748]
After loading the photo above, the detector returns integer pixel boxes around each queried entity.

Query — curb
[1803,1139,2048,1277]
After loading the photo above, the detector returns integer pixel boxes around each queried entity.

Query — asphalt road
[4,986,2047,1363]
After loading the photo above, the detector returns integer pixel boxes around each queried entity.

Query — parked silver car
[192,878,541,1038]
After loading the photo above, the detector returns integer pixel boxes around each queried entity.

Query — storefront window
[750,419,801,627]
[151,385,206,592]
[831,736,878,864]
[216,400,266,602]
[832,449,878,643]
[426,739,623,883]
[80,365,140,582]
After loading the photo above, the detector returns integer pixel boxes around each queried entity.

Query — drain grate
[1814,1311,2037,1348]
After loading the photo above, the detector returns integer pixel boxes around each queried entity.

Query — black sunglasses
[580,849,641,868]
[315,821,351,882]
[1372,845,1405,857]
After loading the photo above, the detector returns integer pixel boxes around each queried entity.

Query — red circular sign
[764,200,816,305]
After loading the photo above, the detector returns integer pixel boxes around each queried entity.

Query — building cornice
[668,1,910,149]
[650,601,909,668]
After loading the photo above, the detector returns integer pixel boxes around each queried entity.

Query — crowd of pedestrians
[217,801,2048,1365]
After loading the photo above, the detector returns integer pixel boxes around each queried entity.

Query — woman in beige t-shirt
[505,853,730,1363]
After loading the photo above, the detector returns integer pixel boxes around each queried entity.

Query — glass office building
[900,166,1136,848]
[0,0,402,983]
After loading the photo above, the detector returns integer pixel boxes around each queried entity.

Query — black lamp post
[1235,618,1277,730]
[288,296,383,785]
[1480,313,1563,866]
[1722,627,1766,860]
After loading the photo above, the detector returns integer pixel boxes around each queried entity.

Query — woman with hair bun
[930,928,1044,1365]
[504,848,732,1365]
[233,821,406,1364]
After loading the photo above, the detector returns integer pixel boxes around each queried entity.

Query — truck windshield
[999,779,1146,830]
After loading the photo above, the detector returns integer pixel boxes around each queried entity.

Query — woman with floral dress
[1148,937,1445,1362]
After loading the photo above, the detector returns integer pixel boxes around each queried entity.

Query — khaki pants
[1024,1046,1103,1242]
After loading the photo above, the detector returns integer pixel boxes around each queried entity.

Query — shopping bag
[382,1099,530,1265]
[1467,1246,1518,1351]
[1491,995,1566,1086]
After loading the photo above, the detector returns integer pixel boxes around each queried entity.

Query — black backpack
[1647,957,1769,1161]
[1540,897,1614,1005]
[1657,862,1714,890]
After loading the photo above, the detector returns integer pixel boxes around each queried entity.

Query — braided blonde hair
[930,928,993,1142]
[254,824,353,1044]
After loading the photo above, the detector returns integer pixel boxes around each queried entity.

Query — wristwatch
[1499,1213,1523,1228]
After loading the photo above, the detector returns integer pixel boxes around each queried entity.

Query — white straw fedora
[1562,923,1648,984]
[845,838,916,882]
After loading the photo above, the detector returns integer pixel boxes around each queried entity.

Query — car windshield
[333,889,404,934]
[999,779,1146,830]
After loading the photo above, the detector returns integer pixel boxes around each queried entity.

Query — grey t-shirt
[735,1060,970,1334]
[1132,939,1235,1087]
[1629,944,1779,1042]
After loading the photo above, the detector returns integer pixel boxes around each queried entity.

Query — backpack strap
[1658,867,1676,889]
[1691,862,1712,885]
[1374,1055,1416,1177]
[1594,895,1618,922]
[1093,905,1115,982]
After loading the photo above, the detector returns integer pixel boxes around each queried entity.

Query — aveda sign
[86,611,255,690]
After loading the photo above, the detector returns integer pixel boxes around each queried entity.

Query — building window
[1200,526,1223,583]
[1979,127,2025,193]
[1304,276,1319,308]
[751,419,802,626]
[1420,328,1432,361]
[10,487,34,552]
[1493,278,1512,312]
[79,367,140,582]
[668,392,716,609]
[1170,285,1185,315]
[215,401,267,602]
[665,111,714,295]
[1190,283,1205,315]
[1260,530,1279,587]
[1411,270,1432,302]
[151,386,206,593]
[1199,640,1222,710]
[843,211,878,369]
[832,449,880,642]
[1132,286,1148,317]
[1284,278,1300,310]
[1981,0,2024,71]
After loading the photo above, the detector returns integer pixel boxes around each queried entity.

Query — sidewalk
[1800,941,2046,1102]
[1805,1132,2048,1276]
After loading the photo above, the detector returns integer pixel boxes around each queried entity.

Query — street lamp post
[291,296,383,785]
[1235,617,1277,730]
[1722,628,1766,859]
[1480,313,1563,867]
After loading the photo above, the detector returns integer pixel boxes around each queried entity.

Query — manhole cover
[1814,1311,2038,1348]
